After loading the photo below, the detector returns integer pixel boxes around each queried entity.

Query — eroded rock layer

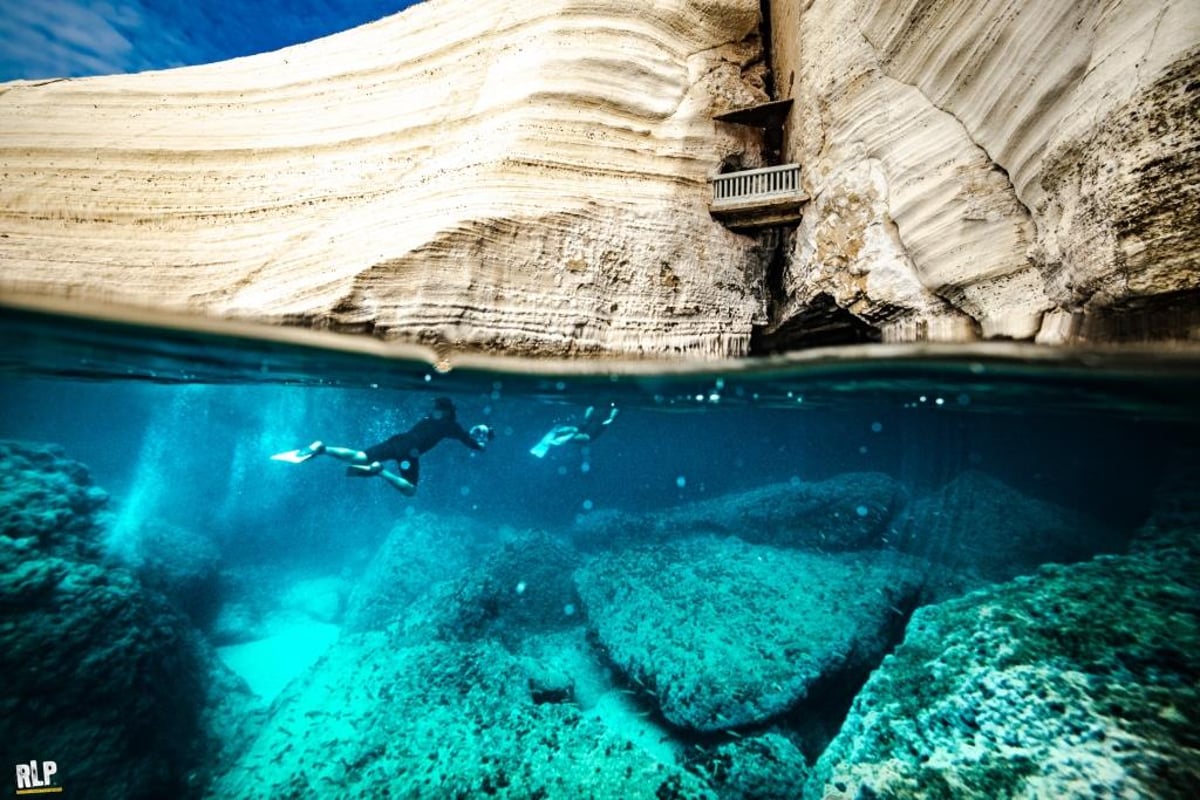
[0,0,769,359]
[766,0,1199,347]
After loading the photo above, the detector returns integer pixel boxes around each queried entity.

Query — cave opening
[751,292,883,354]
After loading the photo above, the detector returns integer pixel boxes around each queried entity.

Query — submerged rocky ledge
[3,438,1197,798]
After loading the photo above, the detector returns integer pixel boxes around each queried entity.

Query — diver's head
[432,396,456,420]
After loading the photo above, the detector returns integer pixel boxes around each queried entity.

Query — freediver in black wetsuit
[285,396,493,496]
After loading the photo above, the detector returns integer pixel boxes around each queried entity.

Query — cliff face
[765,0,1200,347]
[1,0,1196,357]
[0,0,770,358]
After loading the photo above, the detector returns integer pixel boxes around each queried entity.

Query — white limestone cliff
[1,0,1197,358]
[765,0,1199,347]
[0,0,770,358]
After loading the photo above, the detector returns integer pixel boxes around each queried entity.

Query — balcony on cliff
[709,99,806,230]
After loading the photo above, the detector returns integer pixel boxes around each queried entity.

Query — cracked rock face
[0,0,770,359]
[768,0,1199,347]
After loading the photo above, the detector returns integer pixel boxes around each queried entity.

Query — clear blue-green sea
[2,307,1198,800]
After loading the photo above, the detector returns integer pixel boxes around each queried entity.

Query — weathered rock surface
[574,472,905,551]
[3,0,1196,356]
[686,732,810,800]
[764,0,1200,348]
[376,525,585,649]
[897,470,1128,588]
[342,512,490,633]
[574,536,926,731]
[0,441,257,799]
[117,518,222,626]
[804,547,1200,800]
[0,0,770,359]
[210,633,715,799]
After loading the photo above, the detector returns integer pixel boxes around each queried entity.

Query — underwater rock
[686,732,809,800]
[342,512,493,633]
[896,470,1126,589]
[1131,448,1200,556]
[0,440,108,559]
[574,472,904,552]
[212,632,714,799]
[411,528,584,646]
[118,518,222,626]
[804,548,1200,800]
[281,575,350,625]
[574,536,926,732]
[0,441,258,799]
[209,601,265,646]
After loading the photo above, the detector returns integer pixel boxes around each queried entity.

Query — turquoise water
[1,308,1198,799]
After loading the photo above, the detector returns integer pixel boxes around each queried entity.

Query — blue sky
[0,0,420,81]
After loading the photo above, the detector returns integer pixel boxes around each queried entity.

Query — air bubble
[676,475,687,489]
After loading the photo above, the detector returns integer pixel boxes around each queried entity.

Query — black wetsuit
[578,407,612,441]
[363,415,482,486]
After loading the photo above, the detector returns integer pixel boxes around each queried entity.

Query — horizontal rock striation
[765,0,1200,348]
[0,0,770,359]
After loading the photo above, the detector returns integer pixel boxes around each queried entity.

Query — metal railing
[711,164,802,204]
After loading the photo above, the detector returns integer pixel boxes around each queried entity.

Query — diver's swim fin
[271,448,315,463]
[529,431,557,458]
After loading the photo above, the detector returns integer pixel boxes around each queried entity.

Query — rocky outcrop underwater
[3,439,1197,798]
[0,441,258,800]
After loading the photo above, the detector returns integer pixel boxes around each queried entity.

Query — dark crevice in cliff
[751,292,882,354]
[1080,288,1200,342]
[759,0,775,96]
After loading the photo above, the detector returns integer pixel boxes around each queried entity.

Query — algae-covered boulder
[574,473,905,552]
[119,518,222,625]
[897,470,1127,585]
[805,548,1200,800]
[687,732,810,800]
[0,440,108,558]
[575,536,927,731]
[342,512,491,632]
[0,441,256,799]
[428,528,583,644]
[212,632,714,799]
